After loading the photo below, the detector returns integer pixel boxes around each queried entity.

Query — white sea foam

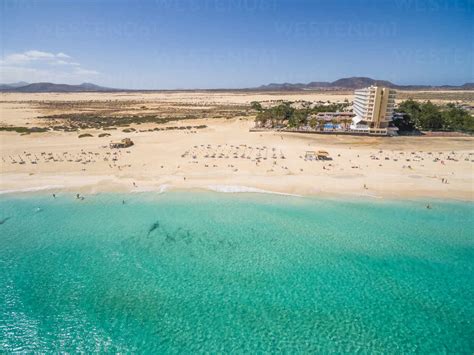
[206,185,301,197]
[0,185,65,195]
[158,184,170,193]
[131,184,171,194]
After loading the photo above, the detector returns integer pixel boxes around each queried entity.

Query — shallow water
[1,192,473,352]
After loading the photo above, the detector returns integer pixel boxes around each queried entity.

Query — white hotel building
[350,86,397,135]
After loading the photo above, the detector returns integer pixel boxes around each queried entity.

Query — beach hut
[110,138,134,149]
[317,150,330,160]
[305,151,317,160]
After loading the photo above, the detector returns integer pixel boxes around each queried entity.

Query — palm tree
[309,117,318,130]
[344,118,353,130]
[317,119,326,131]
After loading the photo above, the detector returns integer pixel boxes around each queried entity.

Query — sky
[1,0,473,89]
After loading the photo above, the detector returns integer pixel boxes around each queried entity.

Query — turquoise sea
[0,192,473,353]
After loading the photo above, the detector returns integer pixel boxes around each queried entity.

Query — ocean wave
[158,184,170,193]
[206,185,301,197]
[0,185,65,195]
[131,184,171,194]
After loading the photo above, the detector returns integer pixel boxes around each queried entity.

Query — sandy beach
[1,91,473,200]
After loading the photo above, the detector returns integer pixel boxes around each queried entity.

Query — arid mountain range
[1,77,473,92]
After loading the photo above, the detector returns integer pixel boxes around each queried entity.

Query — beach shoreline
[1,173,473,202]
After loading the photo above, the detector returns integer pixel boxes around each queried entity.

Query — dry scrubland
[1,90,473,200]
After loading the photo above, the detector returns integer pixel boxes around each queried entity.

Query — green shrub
[0,126,48,133]
[396,100,473,133]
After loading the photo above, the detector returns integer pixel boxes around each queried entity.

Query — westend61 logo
[34,22,164,39]
[150,48,278,66]
[392,48,471,66]
[153,0,277,12]
[394,0,471,11]
[3,0,40,9]
[274,21,398,39]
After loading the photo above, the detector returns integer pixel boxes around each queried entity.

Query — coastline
[1,93,473,203]
[1,173,473,202]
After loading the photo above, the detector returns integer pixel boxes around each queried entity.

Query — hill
[0,82,30,90]
[0,78,472,92]
[0,82,119,92]
[256,77,473,91]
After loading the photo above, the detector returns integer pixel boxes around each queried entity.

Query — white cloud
[24,50,56,59]
[0,50,100,84]
[57,52,71,59]
[2,50,64,65]
[54,60,81,66]
[74,68,100,75]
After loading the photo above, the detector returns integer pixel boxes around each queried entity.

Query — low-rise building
[311,112,355,122]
